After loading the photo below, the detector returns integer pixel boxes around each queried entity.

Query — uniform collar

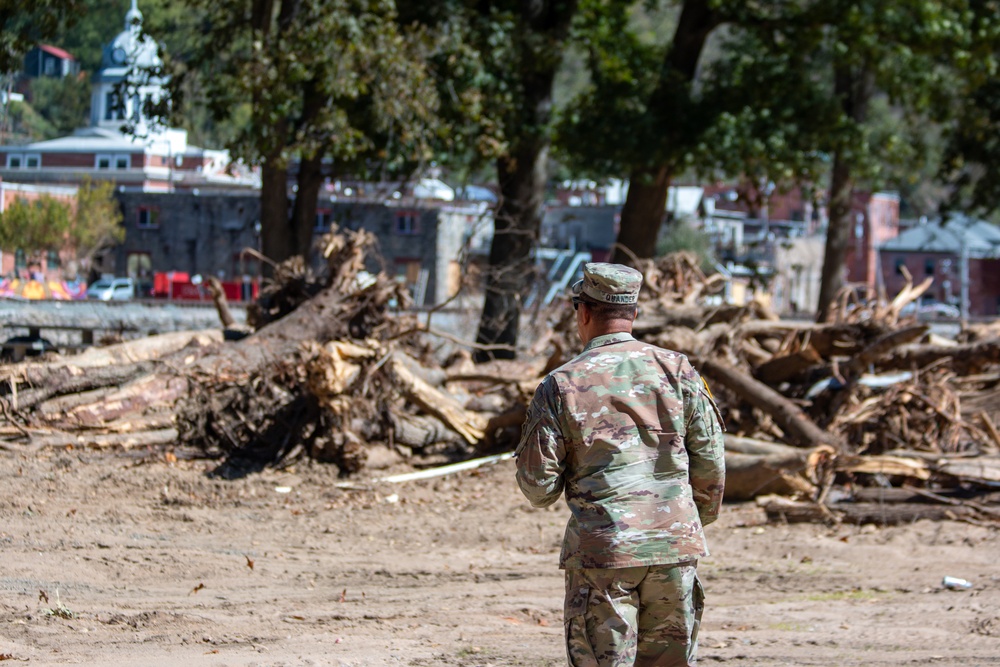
[582,331,635,353]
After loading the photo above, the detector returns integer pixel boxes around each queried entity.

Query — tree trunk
[259,161,292,267]
[474,148,548,361]
[252,0,298,270]
[291,152,325,258]
[612,165,670,263]
[612,0,720,264]
[474,1,577,361]
[289,78,329,259]
[817,64,874,320]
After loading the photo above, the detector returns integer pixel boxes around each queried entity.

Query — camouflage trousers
[563,561,703,667]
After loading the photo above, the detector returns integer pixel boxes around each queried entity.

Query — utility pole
[960,225,970,322]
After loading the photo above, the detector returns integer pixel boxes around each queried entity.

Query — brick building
[880,215,1000,317]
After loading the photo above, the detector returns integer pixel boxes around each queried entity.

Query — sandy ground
[2,446,1000,667]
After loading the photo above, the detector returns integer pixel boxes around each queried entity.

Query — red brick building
[880,216,1000,317]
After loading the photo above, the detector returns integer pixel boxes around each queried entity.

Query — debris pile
[1,237,999,524]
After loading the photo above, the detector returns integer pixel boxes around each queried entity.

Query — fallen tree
[2,238,999,525]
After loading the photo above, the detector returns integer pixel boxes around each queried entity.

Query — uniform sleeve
[684,373,726,527]
[514,376,567,508]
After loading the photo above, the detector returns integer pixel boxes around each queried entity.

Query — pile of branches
[0,227,527,477]
[615,253,1000,525]
[2,236,999,526]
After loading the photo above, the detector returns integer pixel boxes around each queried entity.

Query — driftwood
[758,495,985,525]
[387,354,488,446]
[699,357,842,449]
[723,436,818,500]
[2,234,999,527]
[2,331,222,413]
[206,276,237,329]
[881,338,1000,374]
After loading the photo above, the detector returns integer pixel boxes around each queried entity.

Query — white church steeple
[90,0,165,135]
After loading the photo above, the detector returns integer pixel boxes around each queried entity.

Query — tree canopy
[0,179,123,265]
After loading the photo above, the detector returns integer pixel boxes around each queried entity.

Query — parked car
[900,300,961,319]
[85,277,135,301]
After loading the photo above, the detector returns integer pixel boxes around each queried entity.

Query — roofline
[37,44,76,60]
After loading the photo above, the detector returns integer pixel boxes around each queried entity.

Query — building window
[395,211,420,235]
[137,207,160,229]
[115,154,130,170]
[925,259,935,276]
[46,249,61,268]
[25,154,41,169]
[7,154,22,168]
[894,258,906,275]
[96,154,112,169]
[315,208,333,231]
[105,92,124,120]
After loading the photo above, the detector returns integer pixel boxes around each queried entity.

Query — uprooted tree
[2,231,999,524]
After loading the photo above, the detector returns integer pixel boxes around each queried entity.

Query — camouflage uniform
[515,264,725,667]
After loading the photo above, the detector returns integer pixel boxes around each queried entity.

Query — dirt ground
[2,446,1000,667]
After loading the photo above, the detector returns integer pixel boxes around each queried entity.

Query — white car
[86,277,135,301]
[901,300,960,319]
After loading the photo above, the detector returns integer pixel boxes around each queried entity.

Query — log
[207,276,237,328]
[933,456,1000,484]
[389,412,460,449]
[836,454,931,481]
[754,346,823,384]
[881,338,1000,374]
[387,354,488,445]
[847,324,929,374]
[698,358,842,449]
[62,372,192,427]
[11,330,222,377]
[757,495,986,524]
[4,428,179,450]
[1,331,223,412]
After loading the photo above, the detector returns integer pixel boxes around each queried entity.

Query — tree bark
[474,0,577,361]
[697,357,843,449]
[258,156,292,268]
[817,64,874,320]
[612,166,671,263]
[612,0,721,264]
[289,78,329,259]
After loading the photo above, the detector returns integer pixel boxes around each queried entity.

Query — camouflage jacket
[515,332,726,569]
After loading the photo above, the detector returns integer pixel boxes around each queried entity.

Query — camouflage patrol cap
[572,262,642,305]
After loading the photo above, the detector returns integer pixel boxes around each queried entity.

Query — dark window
[925,259,935,276]
[115,155,129,170]
[315,209,333,231]
[46,249,60,268]
[7,154,22,168]
[105,92,116,121]
[395,211,420,235]
[137,207,160,229]
[96,155,111,169]
[894,258,906,275]
[25,154,40,168]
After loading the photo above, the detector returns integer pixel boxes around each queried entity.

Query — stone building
[113,192,490,306]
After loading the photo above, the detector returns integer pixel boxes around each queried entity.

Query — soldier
[515,262,726,667]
